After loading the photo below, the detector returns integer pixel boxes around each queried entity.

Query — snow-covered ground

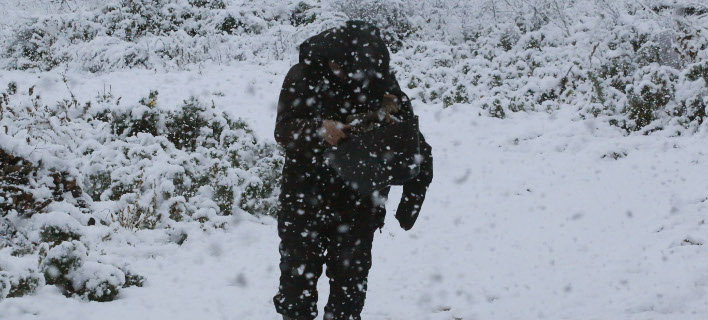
[2,63,708,319]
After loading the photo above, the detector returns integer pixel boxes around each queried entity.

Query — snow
[2,0,708,318]
[3,62,708,318]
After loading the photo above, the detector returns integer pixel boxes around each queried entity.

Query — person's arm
[383,74,434,230]
[395,133,433,230]
[274,64,323,153]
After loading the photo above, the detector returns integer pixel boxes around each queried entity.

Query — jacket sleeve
[385,75,434,231]
[274,64,323,153]
[396,133,433,230]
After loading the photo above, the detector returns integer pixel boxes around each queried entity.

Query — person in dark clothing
[273,21,433,320]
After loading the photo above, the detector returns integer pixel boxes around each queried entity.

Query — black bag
[324,116,421,195]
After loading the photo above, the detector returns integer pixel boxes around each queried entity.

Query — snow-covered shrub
[0,271,43,299]
[68,261,125,302]
[40,224,83,248]
[687,62,708,85]
[37,239,133,301]
[290,1,318,27]
[0,147,87,218]
[624,67,679,131]
[238,145,282,216]
[673,61,708,126]
[331,0,414,51]
[164,96,232,151]
[4,21,58,71]
[0,0,344,71]
[1,82,282,224]
[0,274,7,298]
[97,0,248,42]
[385,1,708,131]
[0,85,89,217]
[91,95,282,220]
[0,209,146,302]
[0,149,46,216]
[104,91,161,137]
[39,240,87,294]
[123,270,146,288]
[0,258,44,300]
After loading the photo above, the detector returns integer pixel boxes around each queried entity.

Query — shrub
[188,0,226,9]
[108,91,161,137]
[675,95,707,126]
[38,240,140,301]
[290,2,317,27]
[0,269,44,299]
[624,67,678,131]
[332,0,415,51]
[69,261,125,302]
[499,30,519,52]
[219,15,247,35]
[238,146,283,216]
[1,148,86,218]
[687,62,708,84]
[5,20,62,71]
[0,273,8,299]
[4,85,280,227]
[0,149,42,217]
[85,171,112,202]
[2,0,323,71]
[487,99,506,119]
[165,97,212,151]
[123,271,146,288]
[40,240,87,293]
[80,92,283,220]
[40,225,82,248]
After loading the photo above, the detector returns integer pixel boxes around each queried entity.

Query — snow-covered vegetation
[2,0,707,131]
[1,0,707,317]
[1,80,280,300]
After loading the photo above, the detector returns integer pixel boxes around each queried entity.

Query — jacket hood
[299,20,391,87]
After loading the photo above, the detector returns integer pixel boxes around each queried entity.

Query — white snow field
[2,63,708,320]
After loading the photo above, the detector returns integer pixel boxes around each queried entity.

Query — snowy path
[2,68,708,319]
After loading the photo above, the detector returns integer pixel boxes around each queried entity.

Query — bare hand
[381,94,400,123]
[382,94,399,114]
[320,120,350,146]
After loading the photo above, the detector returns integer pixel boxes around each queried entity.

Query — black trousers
[273,191,383,320]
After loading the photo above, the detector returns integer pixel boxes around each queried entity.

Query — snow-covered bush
[68,261,125,302]
[1,0,344,71]
[1,74,284,300]
[331,0,414,51]
[0,145,87,218]
[38,239,131,301]
[39,240,88,293]
[90,95,282,222]
[389,1,708,131]
[0,258,44,300]
[1,82,282,224]
[675,61,708,126]
[5,0,703,131]
[624,66,679,131]
[40,222,83,247]
[2,211,146,301]
[123,270,146,288]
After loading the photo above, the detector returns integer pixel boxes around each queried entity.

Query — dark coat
[274,21,433,230]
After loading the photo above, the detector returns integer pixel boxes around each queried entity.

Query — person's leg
[273,203,328,320]
[322,210,378,320]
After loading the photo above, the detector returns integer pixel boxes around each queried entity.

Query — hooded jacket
[274,21,433,230]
